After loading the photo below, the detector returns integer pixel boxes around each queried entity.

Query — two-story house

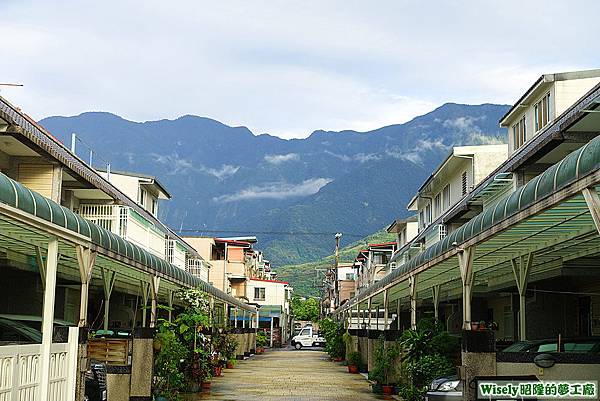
[353,242,397,295]
[406,144,508,249]
[246,278,293,345]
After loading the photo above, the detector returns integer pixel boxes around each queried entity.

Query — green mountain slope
[276,228,396,297]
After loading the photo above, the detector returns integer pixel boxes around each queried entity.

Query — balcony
[77,204,166,259]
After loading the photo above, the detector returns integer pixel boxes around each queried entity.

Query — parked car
[502,336,600,353]
[291,325,325,349]
[425,337,600,401]
[0,317,43,344]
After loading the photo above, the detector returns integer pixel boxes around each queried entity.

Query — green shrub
[346,351,361,367]
[368,337,399,385]
[256,331,268,347]
[320,318,345,358]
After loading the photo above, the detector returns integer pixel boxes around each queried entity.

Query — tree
[291,297,319,321]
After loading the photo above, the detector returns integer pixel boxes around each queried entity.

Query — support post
[383,289,389,331]
[511,253,533,340]
[367,297,372,330]
[234,308,238,328]
[76,246,96,327]
[269,316,274,347]
[101,267,117,332]
[242,310,247,328]
[396,298,401,330]
[167,290,174,323]
[36,246,46,288]
[39,237,58,401]
[140,281,150,327]
[150,275,160,328]
[409,275,417,330]
[458,247,475,331]
[583,187,600,235]
[432,285,440,322]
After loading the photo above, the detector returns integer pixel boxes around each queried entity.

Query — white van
[291,325,325,349]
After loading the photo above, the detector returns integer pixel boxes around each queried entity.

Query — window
[345,273,355,280]
[438,224,447,240]
[419,210,425,231]
[442,184,450,209]
[425,204,432,226]
[512,115,526,150]
[166,239,175,263]
[461,171,468,196]
[434,193,441,217]
[254,287,265,301]
[138,188,147,207]
[534,92,551,132]
[151,197,158,216]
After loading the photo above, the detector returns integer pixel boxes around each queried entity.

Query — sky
[1,0,599,139]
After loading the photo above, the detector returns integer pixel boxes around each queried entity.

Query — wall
[247,280,287,306]
[555,77,600,117]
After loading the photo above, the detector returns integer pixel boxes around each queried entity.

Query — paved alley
[187,349,386,401]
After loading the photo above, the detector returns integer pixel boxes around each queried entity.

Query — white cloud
[264,153,300,165]
[386,148,423,165]
[2,1,599,139]
[417,138,450,152]
[324,151,381,163]
[200,164,240,180]
[151,152,239,179]
[213,178,332,202]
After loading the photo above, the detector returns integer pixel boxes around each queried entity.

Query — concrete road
[186,349,386,400]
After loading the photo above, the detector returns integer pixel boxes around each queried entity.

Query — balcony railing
[78,204,165,259]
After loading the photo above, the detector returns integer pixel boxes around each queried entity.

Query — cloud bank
[264,153,300,165]
[213,178,332,202]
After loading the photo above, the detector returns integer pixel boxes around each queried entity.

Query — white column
[234,308,238,328]
[140,281,150,327]
[583,187,600,235]
[409,275,418,330]
[458,247,475,331]
[383,289,389,331]
[242,310,247,328]
[269,316,274,347]
[101,267,117,332]
[511,253,533,340]
[167,290,174,323]
[39,237,58,401]
[150,275,161,328]
[76,246,96,327]
[367,297,372,330]
[432,285,440,322]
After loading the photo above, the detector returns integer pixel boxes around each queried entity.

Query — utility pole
[334,233,342,311]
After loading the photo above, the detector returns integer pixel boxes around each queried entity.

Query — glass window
[138,188,147,207]
[434,193,441,217]
[534,92,551,132]
[512,115,527,150]
[254,287,265,301]
[442,185,451,209]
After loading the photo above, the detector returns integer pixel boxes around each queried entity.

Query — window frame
[254,287,266,301]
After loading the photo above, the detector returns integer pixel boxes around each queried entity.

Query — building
[334,69,600,391]
[353,242,397,295]
[0,95,258,401]
[247,278,293,345]
[407,144,508,248]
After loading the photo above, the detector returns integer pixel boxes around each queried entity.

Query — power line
[175,228,368,237]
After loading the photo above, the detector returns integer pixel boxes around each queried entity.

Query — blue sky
[1,0,599,139]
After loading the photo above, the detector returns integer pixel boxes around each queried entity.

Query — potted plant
[369,337,399,395]
[320,318,345,361]
[221,334,238,368]
[256,331,268,353]
[346,351,361,374]
[153,321,188,400]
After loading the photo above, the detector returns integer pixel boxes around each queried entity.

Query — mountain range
[40,103,509,269]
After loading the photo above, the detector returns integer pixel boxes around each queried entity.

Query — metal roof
[0,172,255,312]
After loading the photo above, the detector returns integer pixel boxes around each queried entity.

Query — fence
[0,327,78,401]
[88,338,129,365]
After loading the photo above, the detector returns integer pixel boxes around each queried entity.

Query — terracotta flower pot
[347,365,359,374]
[214,366,222,376]
[201,381,211,390]
[334,357,343,362]
[226,361,234,369]
[382,385,394,395]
